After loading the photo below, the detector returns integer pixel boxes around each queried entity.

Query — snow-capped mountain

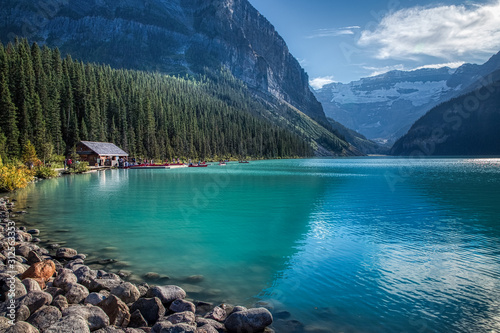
[315,50,500,144]
[314,67,462,144]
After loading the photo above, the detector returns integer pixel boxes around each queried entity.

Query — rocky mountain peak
[0,0,328,127]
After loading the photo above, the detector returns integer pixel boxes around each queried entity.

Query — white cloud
[309,76,336,90]
[358,1,500,60]
[307,26,360,38]
[363,64,405,77]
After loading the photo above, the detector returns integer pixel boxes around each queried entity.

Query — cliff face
[0,0,328,127]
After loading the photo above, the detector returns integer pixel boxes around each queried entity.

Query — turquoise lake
[12,158,500,332]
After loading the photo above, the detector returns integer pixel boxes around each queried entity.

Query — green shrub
[69,161,89,174]
[35,166,59,179]
[49,155,66,168]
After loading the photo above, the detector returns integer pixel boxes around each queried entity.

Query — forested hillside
[391,72,500,156]
[0,39,318,161]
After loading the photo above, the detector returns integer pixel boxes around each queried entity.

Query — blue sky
[248,0,500,87]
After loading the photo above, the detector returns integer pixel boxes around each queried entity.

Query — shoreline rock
[0,197,275,332]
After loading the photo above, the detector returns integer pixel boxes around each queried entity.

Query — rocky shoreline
[0,197,274,333]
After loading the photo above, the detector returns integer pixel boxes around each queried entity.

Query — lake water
[12,158,500,332]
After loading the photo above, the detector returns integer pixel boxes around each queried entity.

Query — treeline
[0,39,313,161]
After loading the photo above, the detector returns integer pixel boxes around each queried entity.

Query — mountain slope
[0,0,330,129]
[391,70,500,156]
[315,52,500,144]
[328,118,388,155]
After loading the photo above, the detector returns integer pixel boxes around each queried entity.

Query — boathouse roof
[77,141,129,156]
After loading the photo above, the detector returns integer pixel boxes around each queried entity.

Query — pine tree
[22,140,38,168]
[0,54,20,157]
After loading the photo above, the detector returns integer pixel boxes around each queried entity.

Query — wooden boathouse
[76,141,128,167]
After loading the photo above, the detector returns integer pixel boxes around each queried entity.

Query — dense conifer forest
[0,39,315,162]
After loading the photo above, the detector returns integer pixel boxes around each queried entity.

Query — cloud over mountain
[358,1,500,61]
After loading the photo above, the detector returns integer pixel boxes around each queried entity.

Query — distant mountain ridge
[0,0,352,155]
[391,69,500,156]
[314,52,500,144]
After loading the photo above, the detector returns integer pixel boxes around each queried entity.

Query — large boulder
[22,278,42,293]
[169,299,196,314]
[195,318,225,331]
[51,295,69,311]
[15,245,32,258]
[146,285,186,305]
[55,248,78,260]
[96,294,130,327]
[4,321,39,333]
[27,306,62,331]
[128,309,148,328]
[196,325,219,333]
[3,277,27,300]
[165,311,196,326]
[27,251,43,265]
[110,282,140,304]
[224,308,273,333]
[45,287,64,299]
[85,292,107,306]
[15,304,31,322]
[65,283,90,304]
[19,290,53,314]
[129,297,165,325]
[83,278,122,293]
[63,304,110,331]
[0,317,11,330]
[157,323,196,333]
[74,266,98,283]
[8,262,28,275]
[45,314,91,333]
[204,306,226,322]
[20,261,56,288]
[53,269,78,290]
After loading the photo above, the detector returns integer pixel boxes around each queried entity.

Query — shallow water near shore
[11,158,500,332]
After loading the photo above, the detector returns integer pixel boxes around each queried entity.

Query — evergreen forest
[0,39,315,162]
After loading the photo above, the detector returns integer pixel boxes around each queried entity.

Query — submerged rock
[56,248,78,260]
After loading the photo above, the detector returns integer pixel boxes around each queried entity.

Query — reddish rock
[97,294,131,327]
[21,260,56,288]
